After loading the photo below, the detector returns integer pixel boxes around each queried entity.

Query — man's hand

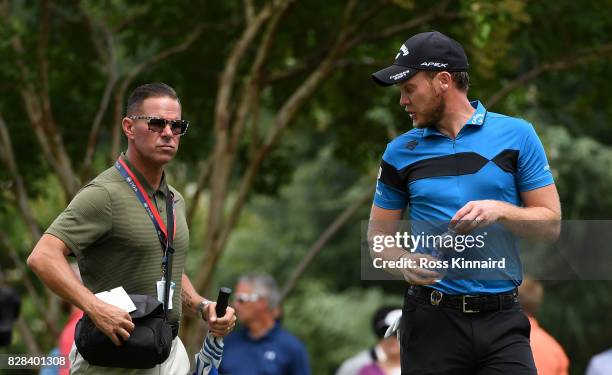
[201,303,237,337]
[399,252,443,285]
[450,200,508,234]
[87,300,135,346]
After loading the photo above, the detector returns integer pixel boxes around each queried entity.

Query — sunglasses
[234,293,262,303]
[129,116,189,136]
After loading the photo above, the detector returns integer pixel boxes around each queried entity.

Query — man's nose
[399,93,411,107]
[160,122,174,137]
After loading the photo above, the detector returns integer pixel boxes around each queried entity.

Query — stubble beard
[413,92,446,129]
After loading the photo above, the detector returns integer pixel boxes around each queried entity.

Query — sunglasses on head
[234,293,262,303]
[129,116,189,136]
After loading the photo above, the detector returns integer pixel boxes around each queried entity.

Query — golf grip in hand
[215,287,232,318]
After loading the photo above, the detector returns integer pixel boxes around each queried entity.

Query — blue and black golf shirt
[373,100,554,295]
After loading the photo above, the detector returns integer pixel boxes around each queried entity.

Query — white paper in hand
[95,286,137,313]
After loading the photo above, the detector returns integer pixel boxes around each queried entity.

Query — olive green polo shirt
[46,154,188,326]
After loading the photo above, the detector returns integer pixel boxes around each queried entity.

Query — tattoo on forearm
[181,288,196,312]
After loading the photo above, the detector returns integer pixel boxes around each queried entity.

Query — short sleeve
[45,184,112,256]
[517,123,554,192]
[373,145,408,209]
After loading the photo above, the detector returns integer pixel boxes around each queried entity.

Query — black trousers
[400,288,536,375]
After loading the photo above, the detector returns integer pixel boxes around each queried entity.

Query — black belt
[407,285,519,313]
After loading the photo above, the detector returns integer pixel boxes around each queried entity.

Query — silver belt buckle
[430,290,443,306]
[462,295,479,313]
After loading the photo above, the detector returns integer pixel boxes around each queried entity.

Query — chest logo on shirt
[264,351,276,361]
[406,140,419,150]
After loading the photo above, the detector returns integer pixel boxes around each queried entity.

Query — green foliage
[2,1,612,374]
[283,283,402,374]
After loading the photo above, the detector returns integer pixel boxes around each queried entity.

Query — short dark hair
[126,82,180,116]
[426,71,470,92]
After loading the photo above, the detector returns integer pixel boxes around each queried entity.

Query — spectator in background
[39,263,83,375]
[585,348,612,375]
[57,263,84,375]
[219,273,310,375]
[519,277,569,375]
[0,277,20,347]
[335,306,402,375]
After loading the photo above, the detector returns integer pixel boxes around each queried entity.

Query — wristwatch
[197,299,213,320]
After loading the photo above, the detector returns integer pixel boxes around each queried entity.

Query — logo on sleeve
[406,140,419,150]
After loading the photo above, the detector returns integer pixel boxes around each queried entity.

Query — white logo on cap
[390,69,411,80]
[395,44,409,59]
[420,62,448,68]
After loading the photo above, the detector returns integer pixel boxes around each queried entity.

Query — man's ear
[122,117,135,140]
[438,71,452,91]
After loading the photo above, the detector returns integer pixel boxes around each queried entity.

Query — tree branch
[344,0,454,51]
[263,1,451,85]
[186,157,213,226]
[80,7,119,181]
[109,24,204,159]
[0,115,42,239]
[231,0,294,152]
[486,43,612,108]
[4,1,79,198]
[196,0,364,292]
[111,4,151,33]
[195,4,276,292]
[15,317,41,355]
[214,4,273,134]
[280,186,375,303]
[37,0,78,197]
[244,0,255,25]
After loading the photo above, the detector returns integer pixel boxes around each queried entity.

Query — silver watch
[198,299,212,315]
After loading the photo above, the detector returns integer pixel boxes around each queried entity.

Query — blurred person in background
[585,347,612,375]
[335,306,401,375]
[219,273,310,375]
[0,271,20,348]
[57,263,84,375]
[39,263,83,375]
[519,277,569,375]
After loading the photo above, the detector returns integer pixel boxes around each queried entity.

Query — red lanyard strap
[115,158,176,317]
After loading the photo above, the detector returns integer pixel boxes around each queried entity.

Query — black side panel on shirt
[491,149,519,173]
[399,152,489,184]
[379,159,407,192]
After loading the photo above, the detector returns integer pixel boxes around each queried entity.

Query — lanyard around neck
[114,158,175,251]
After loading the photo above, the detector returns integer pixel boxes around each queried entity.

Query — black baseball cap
[372,31,469,86]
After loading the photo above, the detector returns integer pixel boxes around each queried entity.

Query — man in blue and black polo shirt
[368,31,561,374]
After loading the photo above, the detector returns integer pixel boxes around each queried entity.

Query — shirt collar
[243,321,281,342]
[422,100,487,138]
[465,100,487,126]
[120,153,168,197]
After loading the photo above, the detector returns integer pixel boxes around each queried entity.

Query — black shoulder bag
[75,160,176,369]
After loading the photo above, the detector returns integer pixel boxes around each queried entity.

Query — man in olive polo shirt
[28,82,236,374]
